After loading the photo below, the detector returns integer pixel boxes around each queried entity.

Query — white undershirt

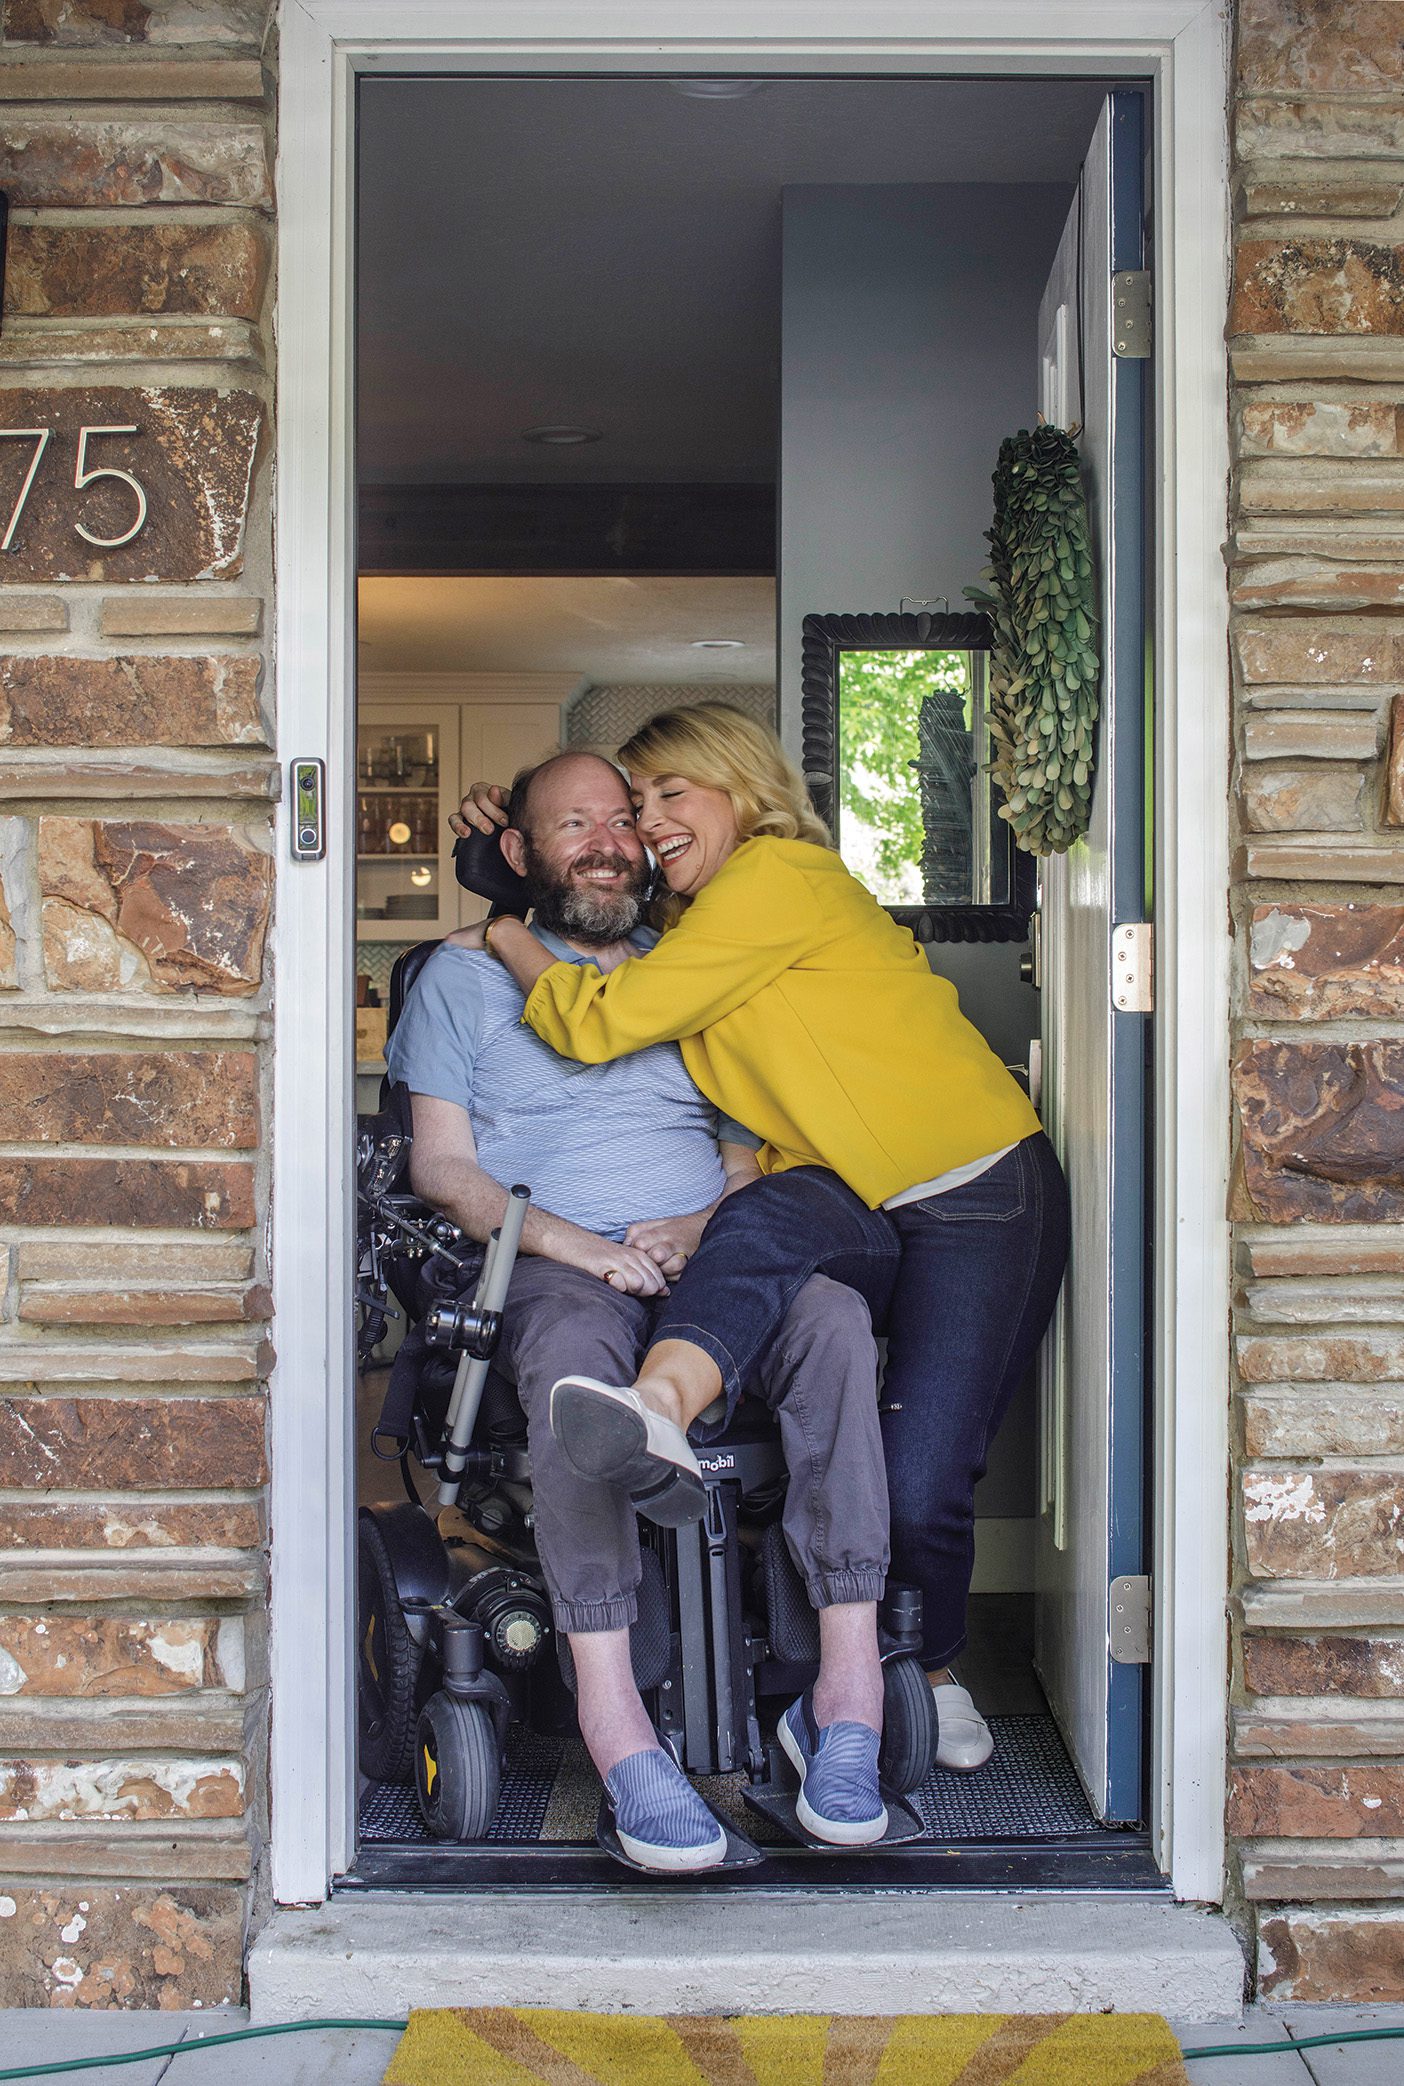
[882,1142,1018,1211]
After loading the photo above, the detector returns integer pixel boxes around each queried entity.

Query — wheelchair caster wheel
[880,1655,938,1795]
[414,1692,501,1841]
[357,1512,423,1785]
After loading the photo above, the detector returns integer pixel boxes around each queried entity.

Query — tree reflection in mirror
[836,648,1007,910]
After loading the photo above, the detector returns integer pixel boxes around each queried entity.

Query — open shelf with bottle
[354,681,568,942]
[356,705,461,936]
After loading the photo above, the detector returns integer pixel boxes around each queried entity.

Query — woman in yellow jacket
[460,703,1070,1766]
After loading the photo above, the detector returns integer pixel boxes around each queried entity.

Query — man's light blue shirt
[386,926,757,1241]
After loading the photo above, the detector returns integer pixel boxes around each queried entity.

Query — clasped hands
[573,1210,708,1297]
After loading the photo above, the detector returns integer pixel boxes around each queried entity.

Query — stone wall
[7,0,1404,2017]
[1229,0,1404,2005]
[0,0,274,2008]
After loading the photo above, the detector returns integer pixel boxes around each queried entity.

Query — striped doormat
[381,2008,1188,2083]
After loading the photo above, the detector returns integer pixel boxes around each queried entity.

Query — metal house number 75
[0,424,150,552]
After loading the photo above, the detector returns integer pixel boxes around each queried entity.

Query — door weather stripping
[1111,271,1152,358]
[1109,1575,1151,1664]
[1111,922,1154,1013]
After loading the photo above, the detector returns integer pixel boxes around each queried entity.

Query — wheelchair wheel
[414,1692,501,1841]
[880,1656,938,1794]
[357,1513,422,1784]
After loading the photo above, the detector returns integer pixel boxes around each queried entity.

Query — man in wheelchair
[385,751,897,1872]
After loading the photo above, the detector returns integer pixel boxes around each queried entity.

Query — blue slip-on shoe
[603,1747,728,1873]
[777,1691,888,1846]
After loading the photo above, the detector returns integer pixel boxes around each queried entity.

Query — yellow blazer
[523,836,1041,1209]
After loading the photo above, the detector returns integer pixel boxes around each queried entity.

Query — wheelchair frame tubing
[436,1187,530,1506]
[671,1479,754,1777]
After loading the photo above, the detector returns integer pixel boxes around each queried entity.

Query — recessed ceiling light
[690,638,745,649]
[668,78,766,99]
[521,425,601,446]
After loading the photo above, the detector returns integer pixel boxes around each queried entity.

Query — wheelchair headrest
[452,828,531,917]
[386,939,442,1041]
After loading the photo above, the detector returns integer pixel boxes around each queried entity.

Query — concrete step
[249,1891,1246,2022]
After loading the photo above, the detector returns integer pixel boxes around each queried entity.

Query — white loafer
[932,1681,995,1773]
[549,1375,706,1527]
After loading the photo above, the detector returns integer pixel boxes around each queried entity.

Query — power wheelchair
[355,833,938,1866]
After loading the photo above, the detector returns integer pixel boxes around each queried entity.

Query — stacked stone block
[0,0,273,2008]
[10,0,1404,2017]
[1229,0,1404,2005]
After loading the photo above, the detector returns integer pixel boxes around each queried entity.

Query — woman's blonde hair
[619,702,831,925]
[622,699,829,834]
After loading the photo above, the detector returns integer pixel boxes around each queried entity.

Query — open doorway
[348,70,1156,1887]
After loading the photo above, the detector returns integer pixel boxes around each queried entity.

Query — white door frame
[271,0,1231,1906]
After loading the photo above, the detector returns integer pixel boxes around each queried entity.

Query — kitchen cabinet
[356,690,564,942]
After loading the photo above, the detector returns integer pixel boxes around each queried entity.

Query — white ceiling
[357,75,1107,486]
[357,574,777,680]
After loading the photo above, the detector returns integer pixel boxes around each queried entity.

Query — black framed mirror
[800,610,1035,945]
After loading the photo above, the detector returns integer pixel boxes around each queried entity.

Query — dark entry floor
[356,1366,1139,1875]
[359,1707,1102,1851]
[356,1582,1113,1859]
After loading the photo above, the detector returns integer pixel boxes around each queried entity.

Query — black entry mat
[359,1713,1102,1849]
[912,1715,1101,1838]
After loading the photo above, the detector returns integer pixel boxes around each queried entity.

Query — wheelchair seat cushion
[705,1391,783,1446]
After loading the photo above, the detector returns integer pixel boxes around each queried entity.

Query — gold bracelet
[483,915,509,959]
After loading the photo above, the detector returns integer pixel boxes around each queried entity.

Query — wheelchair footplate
[742,1747,927,1850]
[595,1795,764,1876]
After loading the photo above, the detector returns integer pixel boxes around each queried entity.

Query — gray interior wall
[929,941,1041,1079]
[779,184,1067,1554]
[778,182,1072,753]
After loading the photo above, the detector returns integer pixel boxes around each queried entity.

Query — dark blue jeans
[650,1134,1070,1667]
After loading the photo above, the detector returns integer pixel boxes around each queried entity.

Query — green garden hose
[0,2018,404,2081]
[0,2011,1403,2078]
[1185,2021,1404,2059]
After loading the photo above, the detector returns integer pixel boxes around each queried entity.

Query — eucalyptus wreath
[966,425,1099,856]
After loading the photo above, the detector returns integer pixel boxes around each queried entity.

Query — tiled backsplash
[356,940,415,995]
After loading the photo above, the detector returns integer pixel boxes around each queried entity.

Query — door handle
[1019,910,1043,989]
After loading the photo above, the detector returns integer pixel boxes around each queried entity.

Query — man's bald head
[505,751,626,838]
[500,751,650,947]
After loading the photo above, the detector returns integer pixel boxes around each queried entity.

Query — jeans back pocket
[905,1145,1029,1225]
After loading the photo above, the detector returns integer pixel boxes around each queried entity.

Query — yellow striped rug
[381,2007,1188,2084]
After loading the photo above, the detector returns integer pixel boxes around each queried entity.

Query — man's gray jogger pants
[490,1259,890,1636]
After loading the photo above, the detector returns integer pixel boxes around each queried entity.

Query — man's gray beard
[523,844,649,947]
